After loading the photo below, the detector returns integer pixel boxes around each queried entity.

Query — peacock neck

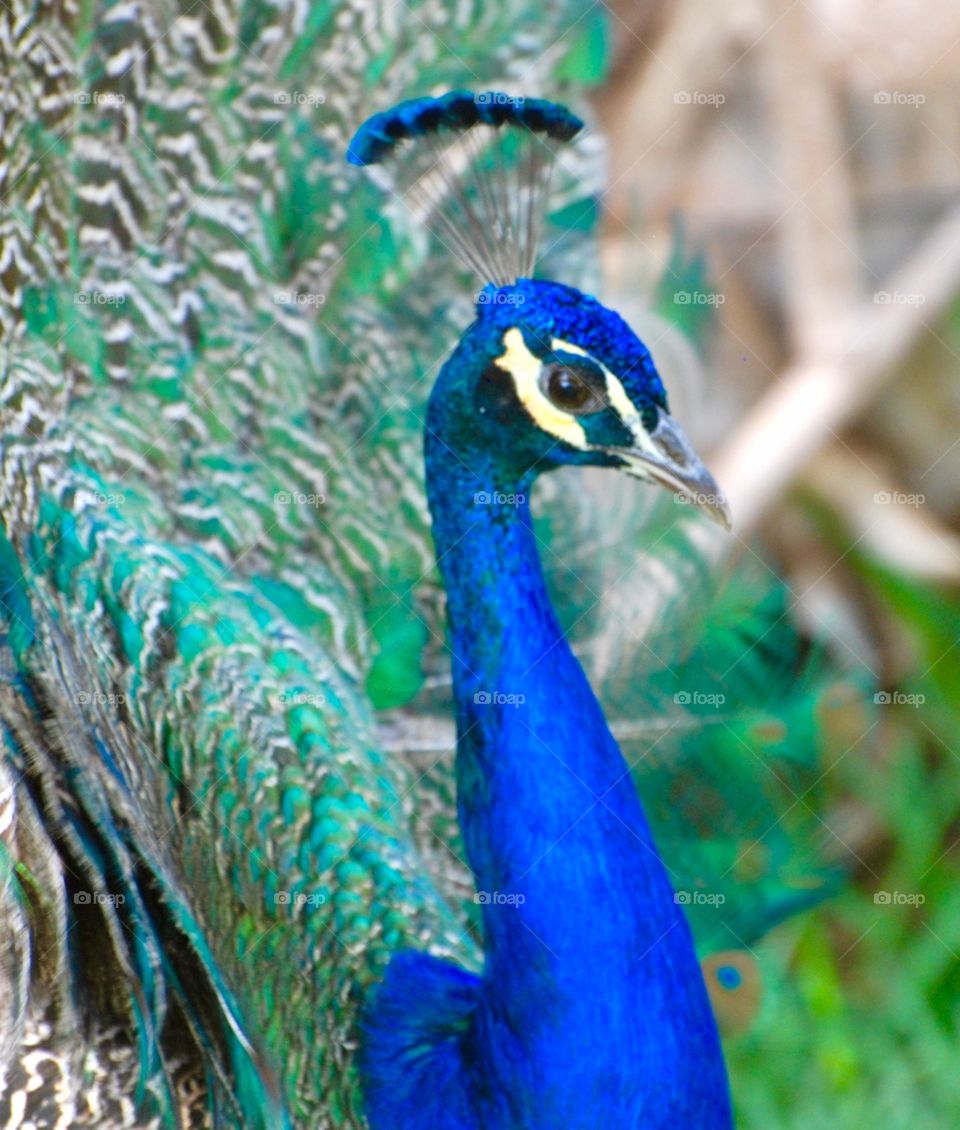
[424,424,732,1126]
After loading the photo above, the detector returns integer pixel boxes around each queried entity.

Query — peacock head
[429,276,730,527]
[348,91,730,527]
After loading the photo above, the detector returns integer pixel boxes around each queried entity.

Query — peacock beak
[617,411,732,530]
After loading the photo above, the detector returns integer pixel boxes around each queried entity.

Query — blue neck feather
[360,318,732,1129]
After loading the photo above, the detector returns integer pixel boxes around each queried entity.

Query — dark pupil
[548,367,591,410]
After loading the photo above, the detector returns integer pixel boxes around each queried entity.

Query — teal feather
[0,528,35,661]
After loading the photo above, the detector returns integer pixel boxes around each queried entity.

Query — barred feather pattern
[0,0,602,1125]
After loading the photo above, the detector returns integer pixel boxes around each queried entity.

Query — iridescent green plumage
[0,2,849,1126]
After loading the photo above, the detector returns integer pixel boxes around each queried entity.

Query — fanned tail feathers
[0,595,285,1128]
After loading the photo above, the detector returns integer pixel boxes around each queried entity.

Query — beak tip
[617,410,733,531]
[712,496,733,532]
[678,488,733,531]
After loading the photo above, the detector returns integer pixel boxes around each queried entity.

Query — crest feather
[346,91,586,286]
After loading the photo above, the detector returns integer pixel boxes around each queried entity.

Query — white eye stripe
[549,337,588,357]
[550,336,649,448]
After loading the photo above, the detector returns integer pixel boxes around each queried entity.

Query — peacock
[351,92,735,1129]
[0,4,850,1127]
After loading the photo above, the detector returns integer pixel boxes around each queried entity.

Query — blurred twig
[765,0,858,354]
[805,446,960,583]
[714,201,960,533]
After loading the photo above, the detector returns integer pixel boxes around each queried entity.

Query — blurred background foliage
[588,2,960,1125]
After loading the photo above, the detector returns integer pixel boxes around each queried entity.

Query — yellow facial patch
[493,328,588,450]
[493,328,655,454]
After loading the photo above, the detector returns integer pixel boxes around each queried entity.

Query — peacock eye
[542,364,607,415]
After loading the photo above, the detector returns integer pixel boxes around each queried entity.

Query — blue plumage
[477,278,669,419]
[360,277,733,1127]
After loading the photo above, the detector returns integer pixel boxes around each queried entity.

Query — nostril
[654,432,688,465]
